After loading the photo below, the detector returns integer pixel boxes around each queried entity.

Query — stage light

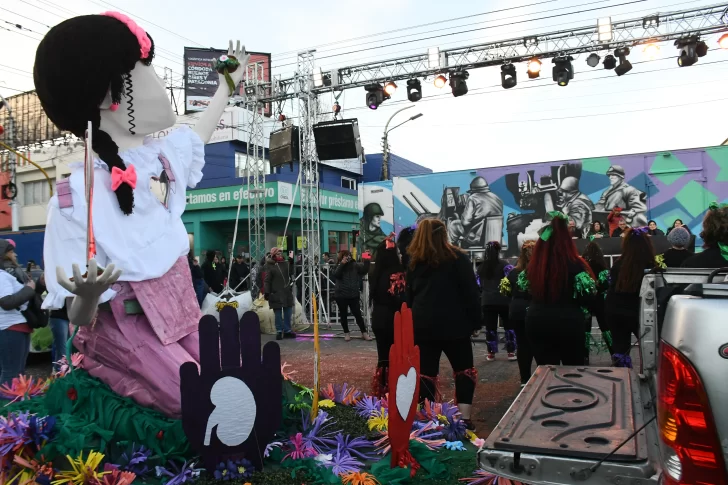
[643,43,660,59]
[614,47,632,76]
[552,57,573,87]
[598,17,612,42]
[527,58,541,78]
[696,40,708,57]
[500,64,517,89]
[406,79,422,102]
[384,81,397,96]
[433,74,447,88]
[675,38,699,67]
[719,34,728,50]
[332,102,341,115]
[586,53,600,68]
[449,71,469,97]
[365,84,387,110]
[603,54,617,70]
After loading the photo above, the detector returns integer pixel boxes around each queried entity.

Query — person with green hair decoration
[518,212,598,366]
[681,201,728,268]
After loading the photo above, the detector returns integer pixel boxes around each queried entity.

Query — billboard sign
[184,47,271,116]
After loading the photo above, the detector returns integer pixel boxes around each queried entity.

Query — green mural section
[650,153,688,186]
[581,157,612,174]
[705,146,728,183]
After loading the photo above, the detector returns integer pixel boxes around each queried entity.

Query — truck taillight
[657,341,727,484]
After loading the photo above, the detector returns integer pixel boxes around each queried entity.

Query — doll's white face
[102,61,175,136]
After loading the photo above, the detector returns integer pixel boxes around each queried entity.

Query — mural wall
[358,181,394,257]
[360,146,728,257]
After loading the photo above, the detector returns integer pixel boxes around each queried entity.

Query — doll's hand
[56,259,121,300]
[221,40,250,88]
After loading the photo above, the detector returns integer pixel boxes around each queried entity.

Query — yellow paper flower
[318,399,336,409]
[367,408,388,432]
[52,451,108,485]
[466,429,479,441]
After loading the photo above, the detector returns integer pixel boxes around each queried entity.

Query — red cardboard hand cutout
[388,303,420,472]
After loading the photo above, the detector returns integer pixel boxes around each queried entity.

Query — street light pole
[381,106,423,181]
[0,92,18,231]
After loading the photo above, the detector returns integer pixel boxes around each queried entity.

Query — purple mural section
[372,145,728,258]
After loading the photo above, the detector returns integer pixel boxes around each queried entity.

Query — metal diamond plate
[485,365,648,461]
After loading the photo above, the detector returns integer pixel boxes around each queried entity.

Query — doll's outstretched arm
[192,40,250,144]
[57,259,122,327]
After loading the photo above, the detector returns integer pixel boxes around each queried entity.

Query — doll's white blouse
[42,126,205,310]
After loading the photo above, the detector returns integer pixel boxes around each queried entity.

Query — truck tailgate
[478,365,660,485]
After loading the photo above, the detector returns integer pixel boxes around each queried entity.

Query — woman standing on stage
[478,241,516,362]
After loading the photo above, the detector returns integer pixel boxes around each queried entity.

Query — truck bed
[479,365,660,485]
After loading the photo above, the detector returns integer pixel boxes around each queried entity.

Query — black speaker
[269,125,300,169]
[313,119,362,161]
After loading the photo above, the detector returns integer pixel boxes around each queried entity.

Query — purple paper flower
[354,395,381,418]
[442,416,468,442]
[25,415,55,449]
[440,402,461,421]
[155,460,202,485]
[328,445,363,476]
[213,459,252,481]
[333,434,377,460]
[118,443,152,477]
[301,410,339,452]
[0,411,30,457]
[632,226,649,236]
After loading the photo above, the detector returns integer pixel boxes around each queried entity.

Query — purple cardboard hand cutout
[180,308,282,471]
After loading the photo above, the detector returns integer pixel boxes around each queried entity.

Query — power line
[0,25,41,41]
[272,0,648,69]
[0,7,51,27]
[271,0,560,58]
[1,18,44,36]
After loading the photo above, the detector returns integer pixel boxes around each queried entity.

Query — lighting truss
[262,3,728,102]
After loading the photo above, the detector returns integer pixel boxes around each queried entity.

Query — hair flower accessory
[214,55,241,96]
[101,12,152,59]
[540,211,568,241]
[111,165,137,191]
[709,201,728,211]
[631,226,649,237]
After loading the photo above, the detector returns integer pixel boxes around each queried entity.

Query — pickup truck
[478,267,728,485]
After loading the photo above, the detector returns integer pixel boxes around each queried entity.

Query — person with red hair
[520,212,597,365]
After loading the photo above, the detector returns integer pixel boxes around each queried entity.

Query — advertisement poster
[184,47,271,116]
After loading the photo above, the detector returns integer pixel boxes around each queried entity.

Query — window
[341,177,357,190]
[327,231,352,255]
[23,180,51,206]
[235,152,270,178]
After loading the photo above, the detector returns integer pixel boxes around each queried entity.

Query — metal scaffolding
[297,50,322,323]
[245,62,268,294]
[262,3,728,101]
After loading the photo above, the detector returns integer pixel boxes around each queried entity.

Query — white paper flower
[314,454,333,465]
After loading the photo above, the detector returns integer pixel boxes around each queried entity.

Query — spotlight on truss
[365,84,387,110]
[500,64,517,89]
[384,81,397,96]
[527,58,541,78]
[552,56,573,87]
[433,74,447,89]
[586,53,600,68]
[614,47,633,76]
[643,43,660,59]
[675,37,700,67]
[407,79,422,102]
[720,34,728,49]
[449,71,469,97]
[603,54,617,70]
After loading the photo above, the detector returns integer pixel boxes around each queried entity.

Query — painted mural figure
[359,202,387,258]
[447,177,504,247]
[594,165,648,227]
[557,176,595,238]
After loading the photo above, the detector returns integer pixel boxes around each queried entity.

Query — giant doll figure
[34,12,248,418]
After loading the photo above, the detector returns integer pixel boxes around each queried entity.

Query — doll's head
[34,13,175,215]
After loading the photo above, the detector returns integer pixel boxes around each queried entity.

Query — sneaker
[276,332,283,341]
[486,353,496,362]
[507,352,517,361]
[463,419,476,432]
[284,332,297,339]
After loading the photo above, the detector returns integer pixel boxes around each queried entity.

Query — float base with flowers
[0,356,523,485]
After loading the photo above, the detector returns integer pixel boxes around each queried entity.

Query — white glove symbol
[204,376,257,446]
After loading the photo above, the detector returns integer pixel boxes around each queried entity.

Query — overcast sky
[2,0,728,172]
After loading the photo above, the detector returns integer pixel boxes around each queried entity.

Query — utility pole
[381,106,423,181]
[0,92,18,231]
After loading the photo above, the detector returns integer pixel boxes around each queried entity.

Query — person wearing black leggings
[582,241,612,361]
[406,219,481,429]
[500,240,535,386]
[368,237,405,397]
[478,241,516,362]
[606,227,658,368]
[334,250,372,342]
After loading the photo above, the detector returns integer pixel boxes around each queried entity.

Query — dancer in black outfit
[582,241,612,359]
[368,237,405,397]
[521,212,598,366]
[406,219,480,429]
[478,241,516,362]
[499,240,535,386]
[334,250,372,342]
[606,227,658,368]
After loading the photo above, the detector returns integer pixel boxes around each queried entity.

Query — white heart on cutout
[204,376,257,446]
[396,367,417,420]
